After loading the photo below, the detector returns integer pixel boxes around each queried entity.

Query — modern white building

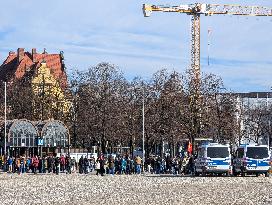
[235,92,272,146]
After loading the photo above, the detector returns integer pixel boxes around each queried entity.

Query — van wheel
[256,173,259,177]
[194,172,200,177]
[265,172,269,177]
[241,172,245,177]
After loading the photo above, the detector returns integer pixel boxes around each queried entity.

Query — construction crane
[143,3,272,83]
[143,3,272,152]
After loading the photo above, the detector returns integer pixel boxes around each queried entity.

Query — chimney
[32,48,37,63]
[17,48,24,64]
[43,48,47,54]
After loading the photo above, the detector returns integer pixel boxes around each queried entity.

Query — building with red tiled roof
[0,48,67,87]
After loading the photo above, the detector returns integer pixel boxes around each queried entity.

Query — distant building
[0,119,70,157]
[235,92,272,146]
[0,48,71,119]
[235,92,272,107]
[0,48,67,87]
[0,49,71,156]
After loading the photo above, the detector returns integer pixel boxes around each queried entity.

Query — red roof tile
[0,48,68,88]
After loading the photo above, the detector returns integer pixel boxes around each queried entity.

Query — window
[198,148,205,158]
[207,147,229,158]
[9,120,37,147]
[42,121,69,147]
[246,147,269,159]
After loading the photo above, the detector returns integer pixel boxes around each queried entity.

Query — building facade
[0,48,71,119]
[0,119,70,157]
[235,92,272,146]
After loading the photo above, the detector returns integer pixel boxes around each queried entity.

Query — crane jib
[143,3,272,17]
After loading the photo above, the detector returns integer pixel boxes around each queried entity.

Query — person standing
[71,157,76,173]
[188,154,194,175]
[126,157,131,175]
[79,156,84,174]
[32,156,39,174]
[114,157,119,175]
[8,156,13,173]
[55,157,60,175]
[66,156,71,174]
[83,156,89,174]
[95,158,101,176]
[26,157,31,173]
[41,156,46,173]
[38,156,43,173]
[16,157,20,173]
[130,157,135,174]
[0,156,3,171]
[19,156,25,174]
[121,156,127,175]
[98,153,105,176]
[108,156,115,175]
[60,155,66,173]
[90,157,95,172]
[47,155,54,173]
[135,155,142,174]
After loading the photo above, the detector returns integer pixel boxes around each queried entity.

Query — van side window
[199,148,205,158]
[237,148,244,158]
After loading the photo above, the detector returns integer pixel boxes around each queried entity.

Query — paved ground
[0,173,271,205]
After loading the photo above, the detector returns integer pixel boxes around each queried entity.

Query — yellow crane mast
[143,3,272,151]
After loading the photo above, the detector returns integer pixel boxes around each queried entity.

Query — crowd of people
[0,152,194,176]
[0,155,75,175]
[145,154,194,175]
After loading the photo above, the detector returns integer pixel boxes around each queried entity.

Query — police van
[233,144,270,176]
[194,143,232,176]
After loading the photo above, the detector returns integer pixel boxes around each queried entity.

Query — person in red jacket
[32,156,39,174]
[188,142,193,155]
[60,155,66,173]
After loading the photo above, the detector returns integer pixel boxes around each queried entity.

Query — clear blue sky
[0,0,271,92]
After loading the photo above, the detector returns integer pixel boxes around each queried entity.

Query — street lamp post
[268,90,271,148]
[142,86,145,172]
[4,82,7,157]
[268,120,270,148]
[68,133,71,156]
[129,84,145,172]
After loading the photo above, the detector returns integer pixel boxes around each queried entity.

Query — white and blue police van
[233,144,270,176]
[194,143,232,176]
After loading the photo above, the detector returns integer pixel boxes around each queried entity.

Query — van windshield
[207,147,229,158]
[246,147,269,159]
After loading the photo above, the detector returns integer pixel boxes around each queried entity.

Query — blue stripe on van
[247,159,269,167]
[207,159,229,166]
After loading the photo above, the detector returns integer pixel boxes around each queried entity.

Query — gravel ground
[0,173,271,205]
